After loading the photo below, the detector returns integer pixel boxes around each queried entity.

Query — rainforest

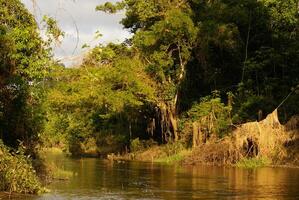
[0,0,299,199]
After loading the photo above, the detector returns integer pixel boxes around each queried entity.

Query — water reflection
[1,155,299,200]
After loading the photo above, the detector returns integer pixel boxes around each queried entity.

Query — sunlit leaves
[0,0,53,148]
[42,15,65,45]
[260,0,298,30]
[43,44,157,150]
[96,1,125,14]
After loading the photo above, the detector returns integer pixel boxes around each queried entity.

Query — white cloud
[21,0,132,66]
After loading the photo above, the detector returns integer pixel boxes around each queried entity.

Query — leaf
[94,30,103,40]
[82,43,90,49]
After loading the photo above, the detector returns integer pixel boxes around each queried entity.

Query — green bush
[130,138,157,152]
[130,138,143,152]
[187,93,231,138]
[0,141,44,194]
[236,157,271,169]
[162,141,185,156]
[156,150,191,164]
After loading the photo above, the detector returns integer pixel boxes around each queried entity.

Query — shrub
[156,150,191,164]
[162,141,185,156]
[0,140,44,194]
[130,138,157,152]
[156,142,190,164]
[130,138,143,152]
[187,93,231,138]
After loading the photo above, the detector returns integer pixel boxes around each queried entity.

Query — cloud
[21,0,131,66]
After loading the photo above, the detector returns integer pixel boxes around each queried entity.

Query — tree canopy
[1,0,298,156]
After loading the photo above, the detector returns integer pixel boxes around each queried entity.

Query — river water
[2,153,299,200]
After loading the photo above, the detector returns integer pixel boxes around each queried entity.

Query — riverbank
[0,144,74,195]
[107,110,299,168]
[183,110,299,168]
[107,142,299,169]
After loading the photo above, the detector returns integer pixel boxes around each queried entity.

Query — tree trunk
[169,105,178,141]
[192,122,202,148]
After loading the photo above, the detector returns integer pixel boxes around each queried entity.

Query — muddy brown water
[1,152,299,200]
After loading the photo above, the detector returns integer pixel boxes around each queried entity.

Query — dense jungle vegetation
[0,0,299,194]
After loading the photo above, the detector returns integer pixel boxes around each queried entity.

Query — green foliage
[187,93,232,137]
[186,0,299,122]
[162,141,185,157]
[130,138,142,152]
[98,1,198,107]
[82,43,130,66]
[0,140,44,194]
[92,0,299,151]
[43,44,157,155]
[156,150,191,164]
[50,166,73,180]
[130,138,157,152]
[236,157,271,168]
[0,0,51,148]
[0,0,50,80]
[132,6,198,86]
[28,0,299,161]
[260,0,298,31]
[96,1,125,14]
[42,15,65,45]
[156,142,190,164]
[3,0,299,193]
[232,94,271,123]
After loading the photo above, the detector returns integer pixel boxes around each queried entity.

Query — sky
[21,0,131,66]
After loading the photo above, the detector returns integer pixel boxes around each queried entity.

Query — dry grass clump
[184,140,241,165]
[184,109,299,167]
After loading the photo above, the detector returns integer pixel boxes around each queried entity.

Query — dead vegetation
[106,109,299,167]
[184,109,299,167]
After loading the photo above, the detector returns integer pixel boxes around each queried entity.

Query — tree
[97,0,198,142]
[42,43,157,155]
[97,0,299,138]
[0,0,50,148]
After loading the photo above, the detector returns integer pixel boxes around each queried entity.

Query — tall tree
[97,0,198,142]
[0,0,50,148]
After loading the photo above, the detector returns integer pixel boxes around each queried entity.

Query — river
[2,153,299,200]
